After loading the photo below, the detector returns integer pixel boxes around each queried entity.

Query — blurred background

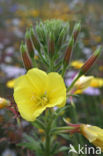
[0,0,103,155]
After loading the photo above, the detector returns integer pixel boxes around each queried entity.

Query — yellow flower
[38,128,44,134]
[34,55,39,60]
[90,78,103,88]
[70,60,84,69]
[6,79,15,88]
[99,66,103,71]
[0,97,10,109]
[72,75,93,94]
[81,124,103,151]
[29,10,39,17]
[14,68,66,121]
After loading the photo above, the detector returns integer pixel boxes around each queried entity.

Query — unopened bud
[25,30,34,58]
[79,46,102,75]
[57,28,65,47]
[48,33,55,57]
[20,43,33,70]
[64,37,74,65]
[0,97,10,109]
[30,27,40,51]
[73,23,81,42]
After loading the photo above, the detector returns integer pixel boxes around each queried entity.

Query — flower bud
[64,37,74,65]
[79,46,102,75]
[20,43,33,70]
[25,30,34,58]
[57,28,66,47]
[73,23,81,43]
[71,75,93,94]
[30,27,40,51]
[80,124,103,151]
[0,97,10,109]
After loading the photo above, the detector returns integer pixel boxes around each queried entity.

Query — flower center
[31,91,49,106]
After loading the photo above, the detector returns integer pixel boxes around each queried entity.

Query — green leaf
[56,146,69,153]
[51,142,60,155]
[23,134,41,150]
[18,142,44,156]
[58,133,70,140]
[32,119,45,130]
[17,133,45,155]
[56,105,70,117]
[17,142,37,151]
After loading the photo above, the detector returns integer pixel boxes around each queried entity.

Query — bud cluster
[20,19,102,83]
[20,20,70,71]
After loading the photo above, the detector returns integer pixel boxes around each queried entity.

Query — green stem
[49,58,54,72]
[31,57,37,67]
[70,100,78,123]
[45,128,51,156]
[45,110,52,156]
[61,63,67,77]
[70,99,84,148]
[38,49,48,66]
[67,73,81,92]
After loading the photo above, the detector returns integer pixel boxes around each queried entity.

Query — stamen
[31,92,49,106]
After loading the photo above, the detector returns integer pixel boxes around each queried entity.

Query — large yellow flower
[14,68,66,121]
[81,124,103,151]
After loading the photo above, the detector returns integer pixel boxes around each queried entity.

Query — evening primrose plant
[13,19,102,155]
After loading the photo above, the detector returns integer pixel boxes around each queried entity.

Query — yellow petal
[27,68,48,95]
[47,72,66,107]
[81,125,97,142]
[14,75,38,121]
[90,78,103,88]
